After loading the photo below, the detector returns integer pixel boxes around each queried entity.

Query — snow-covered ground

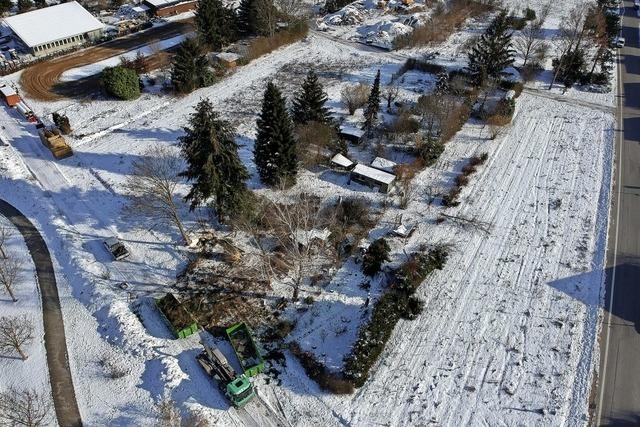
[0,0,616,424]
[0,216,53,403]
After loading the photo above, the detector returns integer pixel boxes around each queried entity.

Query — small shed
[330,153,354,170]
[215,52,241,68]
[0,85,20,107]
[350,163,396,193]
[370,157,397,173]
[339,124,365,144]
[155,293,199,339]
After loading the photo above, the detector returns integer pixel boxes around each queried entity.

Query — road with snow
[0,200,82,427]
[596,2,640,425]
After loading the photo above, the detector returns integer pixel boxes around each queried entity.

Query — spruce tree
[195,0,236,51]
[467,11,515,85]
[362,70,381,132]
[254,82,298,187]
[291,70,332,125]
[237,0,259,35]
[179,99,249,221]
[171,38,214,94]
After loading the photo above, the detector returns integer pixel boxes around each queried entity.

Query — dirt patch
[20,20,193,101]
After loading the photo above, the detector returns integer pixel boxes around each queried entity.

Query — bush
[341,83,370,115]
[416,135,445,166]
[52,112,71,134]
[290,342,354,394]
[362,238,390,277]
[101,66,140,100]
[246,22,308,61]
[303,296,314,305]
[389,110,420,134]
[344,247,448,387]
[524,7,536,21]
[507,15,526,30]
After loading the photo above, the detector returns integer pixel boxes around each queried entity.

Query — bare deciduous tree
[0,225,13,259]
[0,387,52,427]
[341,83,370,115]
[0,315,34,360]
[0,254,23,302]
[124,146,191,245]
[383,84,400,110]
[549,2,589,89]
[256,0,279,37]
[514,20,547,67]
[236,191,334,299]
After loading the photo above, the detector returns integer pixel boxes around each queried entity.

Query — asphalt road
[595,2,640,426]
[0,200,82,427]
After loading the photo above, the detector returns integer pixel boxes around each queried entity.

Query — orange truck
[0,85,20,107]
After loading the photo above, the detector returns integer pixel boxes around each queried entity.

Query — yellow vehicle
[38,127,72,159]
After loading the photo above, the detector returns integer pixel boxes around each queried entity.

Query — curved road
[0,200,82,427]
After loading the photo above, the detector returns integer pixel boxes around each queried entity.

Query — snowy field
[0,0,617,425]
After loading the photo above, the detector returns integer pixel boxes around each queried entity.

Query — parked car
[103,237,130,260]
[614,36,625,48]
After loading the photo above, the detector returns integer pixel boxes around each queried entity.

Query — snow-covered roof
[339,124,365,139]
[351,163,396,185]
[144,0,183,8]
[330,153,353,168]
[3,2,104,48]
[216,52,241,62]
[294,228,331,246]
[0,85,17,97]
[370,157,397,172]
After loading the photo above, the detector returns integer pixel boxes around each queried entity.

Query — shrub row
[394,0,495,49]
[442,153,488,207]
[343,246,449,387]
[289,342,354,394]
[244,22,308,62]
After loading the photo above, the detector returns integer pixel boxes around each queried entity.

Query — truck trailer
[226,322,265,377]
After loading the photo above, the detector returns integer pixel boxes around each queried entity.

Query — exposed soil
[20,20,193,101]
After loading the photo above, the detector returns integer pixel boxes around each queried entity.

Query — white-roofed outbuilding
[3,2,104,57]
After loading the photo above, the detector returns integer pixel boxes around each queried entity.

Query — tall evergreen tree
[291,70,332,125]
[237,0,259,35]
[195,0,237,51]
[171,38,214,94]
[467,11,515,84]
[179,99,249,221]
[254,82,298,186]
[362,70,381,131]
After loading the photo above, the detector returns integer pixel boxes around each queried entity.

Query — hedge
[343,246,448,387]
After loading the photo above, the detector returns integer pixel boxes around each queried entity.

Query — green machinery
[196,345,255,408]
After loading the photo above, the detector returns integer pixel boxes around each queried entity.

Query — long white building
[3,2,104,57]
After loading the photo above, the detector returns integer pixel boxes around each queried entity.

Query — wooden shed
[350,163,396,193]
[215,52,242,68]
[330,153,354,170]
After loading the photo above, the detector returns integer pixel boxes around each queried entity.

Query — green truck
[226,322,265,377]
[196,344,255,408]
[155,293,198,339]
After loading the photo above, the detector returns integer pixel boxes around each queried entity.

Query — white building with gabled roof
[3,2,104,57]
